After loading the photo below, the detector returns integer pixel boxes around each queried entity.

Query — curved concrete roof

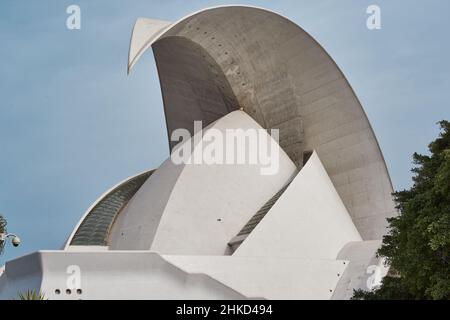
[129,5,396,240]
[108,111,297,254]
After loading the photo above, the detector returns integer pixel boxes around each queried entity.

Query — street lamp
[0,233,21,247]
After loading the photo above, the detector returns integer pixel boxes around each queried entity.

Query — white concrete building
[0,5,395,300]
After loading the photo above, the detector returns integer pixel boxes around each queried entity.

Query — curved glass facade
[70,170,154,246]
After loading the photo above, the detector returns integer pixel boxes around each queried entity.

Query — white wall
[235,152,362,260]
[109,111,297,255]
[166,255,349,300]
[0,251,245,300]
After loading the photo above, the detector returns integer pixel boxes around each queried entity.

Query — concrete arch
[128,5,396,240]
[153,36,239,150]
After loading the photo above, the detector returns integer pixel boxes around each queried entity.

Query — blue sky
[0,0,449,264]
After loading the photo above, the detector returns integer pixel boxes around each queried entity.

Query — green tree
[354,120,450,300]
[0,214,6,255]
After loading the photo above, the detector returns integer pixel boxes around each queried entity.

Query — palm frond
[16,290,47,300]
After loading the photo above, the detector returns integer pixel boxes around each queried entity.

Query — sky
[0,0,449,265]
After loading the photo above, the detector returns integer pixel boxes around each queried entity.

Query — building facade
[0,5,395,300]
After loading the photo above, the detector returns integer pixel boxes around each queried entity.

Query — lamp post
[0,233,21,252]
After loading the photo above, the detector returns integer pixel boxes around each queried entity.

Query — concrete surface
[108,111,297,254]
[129,5,396,240]
[0,5,397,300]
[234,151,362,260]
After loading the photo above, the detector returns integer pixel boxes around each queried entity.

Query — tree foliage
[0,214,6,255]
[354,120,450,300]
